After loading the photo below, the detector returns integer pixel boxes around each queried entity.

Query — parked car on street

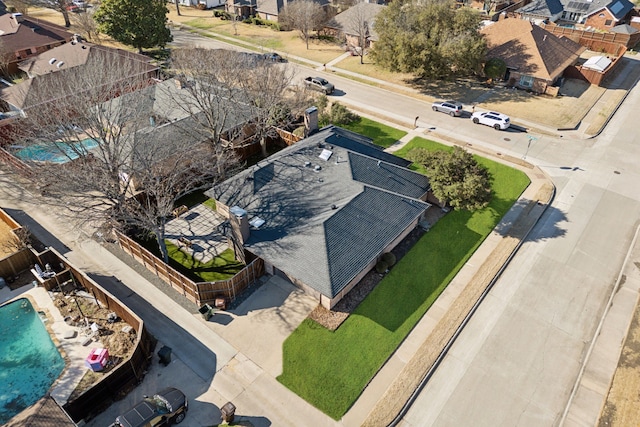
[304,76,334,94]
[432,100,464,117]
[471,111,511,130]
[262,52,286,62]
[114,388,187,427]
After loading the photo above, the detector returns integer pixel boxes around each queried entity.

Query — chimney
[304,106,318,136]
[11,13,24,23]
[228,206,250,262]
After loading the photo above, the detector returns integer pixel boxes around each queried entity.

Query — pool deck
[1,285,96,408]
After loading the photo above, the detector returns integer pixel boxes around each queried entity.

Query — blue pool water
[0,298,65,424]
[14,137,99,163]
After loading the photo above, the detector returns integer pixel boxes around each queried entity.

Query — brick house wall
[585,9,618,31]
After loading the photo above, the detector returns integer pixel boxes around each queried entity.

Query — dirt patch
[598,289,640,427]
[52,291,137,400]
[0,219,17,258]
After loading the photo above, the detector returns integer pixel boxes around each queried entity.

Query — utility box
[221,401,236,423]
[199,304,214,321]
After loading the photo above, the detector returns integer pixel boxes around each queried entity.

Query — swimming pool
[14,137,100,164]
[0,298,65,424]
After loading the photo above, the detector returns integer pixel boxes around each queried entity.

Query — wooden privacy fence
[31,247,156,424]
[564,47,626,86]
[541,24,640,50]
[0,146,32,177]
[114,230,265,306]
[0,211,37,277]
[0,248,36,278]
[115,230,200,303]
[276,127,303,146]
[196,257,264,303]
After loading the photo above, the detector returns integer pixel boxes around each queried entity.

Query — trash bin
[221,401,236,423]
[158,345,172,366]
[199,304,213,321]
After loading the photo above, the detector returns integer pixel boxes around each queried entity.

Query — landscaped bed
[277,137,530,419]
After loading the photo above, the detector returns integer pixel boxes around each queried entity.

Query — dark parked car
[262,52,286,62]
[114,388,188,427]
[432,100,464,117]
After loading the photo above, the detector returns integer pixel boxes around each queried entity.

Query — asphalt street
[400,59,640,426]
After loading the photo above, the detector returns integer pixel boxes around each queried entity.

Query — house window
[599,13,605,17]
[519,75,534,88]
[605,19,612,26]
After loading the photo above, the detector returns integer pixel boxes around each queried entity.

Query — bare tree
[238,61,310,157]
[168,48,259,172]
[70,8,100,42]
[0,38,11,77]
[171,48,311,159]
[0,227,32,253]
[24,0,72,27]
[174,0,181,16]
[14,50,236,262]
[279,0,327,49]
[345,1,376,64]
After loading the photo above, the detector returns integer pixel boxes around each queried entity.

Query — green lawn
[277,137,530,419]
[175,191,216,210]
[166,243,243,282]
[341,117,407,148]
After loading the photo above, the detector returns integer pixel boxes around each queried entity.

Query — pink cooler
[85,348,109,371]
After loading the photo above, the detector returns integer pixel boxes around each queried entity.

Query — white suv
[471,111,510,130]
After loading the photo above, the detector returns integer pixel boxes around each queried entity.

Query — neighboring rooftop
[481,19,586,81]
[207,126,431,300]
[0,13,71,53]
[325,2,386,42]
[18,41,156,77]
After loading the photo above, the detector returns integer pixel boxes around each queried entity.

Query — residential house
[206,125,432,309]
[0,12,73,76]
[255,0,330,22]
[226,0,258,19]
[178,0,225,8]
[516,0,635,30]
[583,0,635,30]
[17,39,158,79]
[325,2,385,49]
[481,18,586,93]
[1,44,159,119]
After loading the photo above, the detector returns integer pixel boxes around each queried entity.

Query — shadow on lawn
[361,196,565,332]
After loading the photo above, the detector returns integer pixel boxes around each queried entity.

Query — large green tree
[407,146,492,211]
[94,0,172,53]
[372,0,486,79]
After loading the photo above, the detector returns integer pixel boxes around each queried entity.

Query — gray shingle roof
[517,0,563,17]
[325,2,385,41]
[256,0,329,17]
[323,126,411,167]
[207,125,431,298]
[6,395,76,427]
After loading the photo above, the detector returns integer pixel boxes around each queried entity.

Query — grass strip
[277,137,530,418]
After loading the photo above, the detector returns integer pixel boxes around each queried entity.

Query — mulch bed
[308,226,427,331]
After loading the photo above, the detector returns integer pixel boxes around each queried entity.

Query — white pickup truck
[304,77,335,95]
